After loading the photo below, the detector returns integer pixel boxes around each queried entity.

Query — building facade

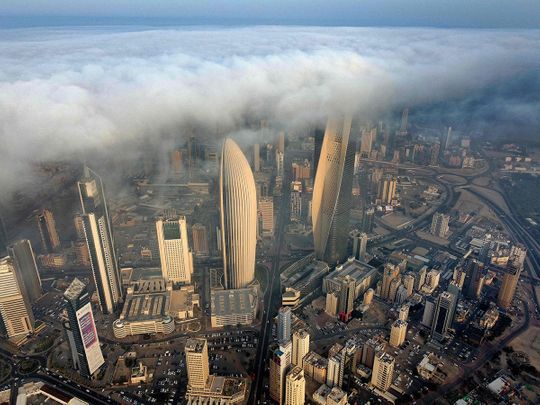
[220,139,257,289]
[312,116,355,265]
[77,166,122,314]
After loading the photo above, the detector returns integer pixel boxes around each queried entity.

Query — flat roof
[326,258,376,282]
[211,287,257,316]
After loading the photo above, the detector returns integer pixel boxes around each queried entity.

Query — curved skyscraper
[312,116,354,266]
[219,138,257,289]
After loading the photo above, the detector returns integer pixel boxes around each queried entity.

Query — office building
[338,276,356,322]
[362,207,375,233]
[210,286,258,327]
[400,108,409,135]
[323,258,377,300]
[220,139,257,289]
[258,196,274,237]
[8,240,42,304]
[191,223,209,256]
[113,280,198,338]
[0,257,34,339]
[325,292,339,316]
[77,166,122,314]
[381,263,400,301]
[371,352,395,392]
[253,143,260,172]
[292,329,310,367]
[290,182,303,222]
[63,278,104,378]
[312,116,355,265]
[156,217,193,284]
[497,264,522,309]
[378,176,397,205]
[285,366,305,405]
[463,259,485,299]
[278,306,292,344]
[398,304,409,321]
[185,338,210,389]
[360,128,375,157]
[363,288,374,305]
[360,335,386,369]
[422,297,436,328]
[313,385,348,405]
[326,352,343,388]
[269,344,292,405]
[302,351,328,384]
[430,212,450,238]
[389,320,407,347]
[36,209,60,253]
[431,291,457,341]
[352,232,368,260]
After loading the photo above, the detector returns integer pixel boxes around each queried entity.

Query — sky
[0,3,540,197]
[0,0,540,29]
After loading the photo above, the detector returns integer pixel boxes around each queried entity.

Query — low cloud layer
[1,26,540,194]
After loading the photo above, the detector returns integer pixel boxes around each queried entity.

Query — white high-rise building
[156,217,193,284]
[292,329,310,367]
[185,338,210,390]
[312,116,355,265]
[270,342,292,405]
[278,306,292,344]
[371,352,395,391]
[77,166,122,314]
[220,139,257,289]
[0,257,34,339]
[285,366,305,405]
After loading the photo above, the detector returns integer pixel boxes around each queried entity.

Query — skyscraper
[185,338,210,390]
[219,139,257,289]
[156,216,193,284]
[253,143,261,172]
[292,329,310,367]
[381,264,400,301]
[63,278,104,378]
[463,259,485,299]
[8,240,42,304]
[378,176,397,205]
[77,166,122,314]
[285,366,305,405]
[497,264,522,309]
[400,108,409,135]
[0,257,34,339]
[371,352,395,391]
[430,212,450,238]
[338,276,356,322]
[36,209,60,253]
[389,320,407,347]
[269,344,292,405]
[352,232,368,260]
[278,306,292,344]
[312,116,354,265]
[431,291,457,341]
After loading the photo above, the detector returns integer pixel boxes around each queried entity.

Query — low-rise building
[323,258,377,300]
[210,286,258,327]
[113,279,198,338]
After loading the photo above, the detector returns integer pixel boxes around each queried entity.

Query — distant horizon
[1,14,539,30]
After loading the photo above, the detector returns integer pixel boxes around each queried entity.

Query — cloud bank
[1,26,540,194]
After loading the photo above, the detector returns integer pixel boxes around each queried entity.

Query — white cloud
[0,26,539,193]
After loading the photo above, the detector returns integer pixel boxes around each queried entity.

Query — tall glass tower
[77,166,122,314]
[312,117,355,266]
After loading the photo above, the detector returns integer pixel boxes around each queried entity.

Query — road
[250,158,292,403]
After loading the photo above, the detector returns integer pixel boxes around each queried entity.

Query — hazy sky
[1,0,540,28]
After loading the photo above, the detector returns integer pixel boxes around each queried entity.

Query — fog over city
[1,26,540,194]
